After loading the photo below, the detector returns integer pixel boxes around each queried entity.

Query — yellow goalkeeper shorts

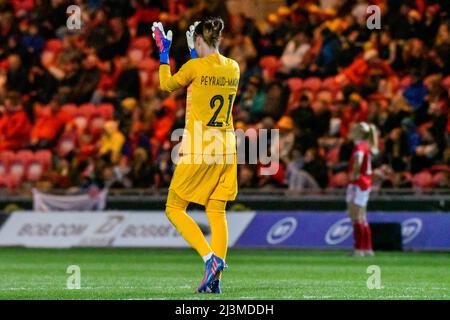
[169,154,238,206]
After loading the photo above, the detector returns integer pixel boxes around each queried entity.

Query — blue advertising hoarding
[236,212,450,251]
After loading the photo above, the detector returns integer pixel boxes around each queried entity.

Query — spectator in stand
[0,91,31,150]
[28,64,58,104]
[0,35,30,68]
[99,120,125,164]
[238,164,258,188]
[276,115,295,165]
[6,54,29,94]
[428,96,449,157]
[69,54,101,104]
[126,147,155,188]
[378,30,399,68]
[152,97,176,144]
[30,97,72,150]
[311,27,341,77]
[0,0,448,191]
[382,95,413,134]
[98,17,131,60]
[21,23,45,61]
[411,128,440,173]
[223,19,258,66]
[85,9,112,56]
[340,93,368,137]
[434,22,450,75]
[383,127,410,172]
[115,56,141,101]
[401,118,421,156]
[279,31,311,76]
[339,49,394,92]
[240,75,266,122]
[285,148,323,192]
[290,94,315,133]
[92,59,122,106]
[403,71,427,112]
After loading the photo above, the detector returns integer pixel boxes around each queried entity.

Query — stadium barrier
[2,189,450,211]
[0,211,448,251]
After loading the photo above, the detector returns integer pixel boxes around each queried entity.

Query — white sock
[202,252,213,263]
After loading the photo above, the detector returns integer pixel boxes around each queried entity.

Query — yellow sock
[206,199,228,259]
[206,199,228,280]
[165,190,212,258]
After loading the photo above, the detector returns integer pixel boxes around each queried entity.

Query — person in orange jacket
[30,97,73,149]
[0,91,31,151]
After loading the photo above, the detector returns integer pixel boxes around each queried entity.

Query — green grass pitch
[0,248,448,299]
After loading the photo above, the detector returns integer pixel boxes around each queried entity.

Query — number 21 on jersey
[207,94,234,127]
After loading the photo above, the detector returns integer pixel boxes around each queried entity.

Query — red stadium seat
[0,162,6,176]
[432,172,448,187]
[0,150,15,171]
[61,104,79,117]
[430,164,450,173]
[412,171,434,189]
[9,158,26,179]
[286,77,303,92]
[79,103,97,120]
[286,78,303,110]
[0,174,21,189]
[321,76,340,92]
[260,55,281,69]
[16,150,34,166]
[73,115,89,133]
[26,161,44,182]
[138,58,159,72]
[44,39,63,54]
[302,77,322,92]
[328,172,349,188]
[89,116,105,137]
[33,150,52,171]
[98,103,114,120]
[130,36,152,54]
[57,134,77,157]
[0,175,6,189]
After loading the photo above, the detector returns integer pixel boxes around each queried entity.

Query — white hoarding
[0,211,255,248]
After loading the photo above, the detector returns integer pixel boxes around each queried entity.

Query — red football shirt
[348,141,372,190]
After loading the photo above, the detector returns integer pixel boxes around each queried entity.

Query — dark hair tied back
[194,17,224,48]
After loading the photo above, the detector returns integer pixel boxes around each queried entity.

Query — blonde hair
[368,124,379,155]
[353,122,379,155]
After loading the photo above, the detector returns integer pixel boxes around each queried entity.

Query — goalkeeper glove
[186,21,200,59]
[151,21,173,64]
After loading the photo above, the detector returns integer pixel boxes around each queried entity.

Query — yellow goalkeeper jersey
[159,53,240,156]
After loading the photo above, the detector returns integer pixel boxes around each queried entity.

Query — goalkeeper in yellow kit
[151,17,239,294]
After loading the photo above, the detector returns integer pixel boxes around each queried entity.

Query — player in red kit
[347,122,379,257]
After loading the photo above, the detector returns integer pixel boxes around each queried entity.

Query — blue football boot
[196,255,226,293]
[206,277,222,294]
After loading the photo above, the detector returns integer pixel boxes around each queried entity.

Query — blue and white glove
[186,21,200,59]
[151,21,173,64]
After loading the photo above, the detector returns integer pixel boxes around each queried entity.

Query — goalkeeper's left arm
[152,21,196,92]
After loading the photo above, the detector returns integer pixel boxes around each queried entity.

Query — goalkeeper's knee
[165,205,177,221]
[165,190,188,221]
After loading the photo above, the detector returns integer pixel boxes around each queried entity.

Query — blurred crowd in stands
[0,0,449,193]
